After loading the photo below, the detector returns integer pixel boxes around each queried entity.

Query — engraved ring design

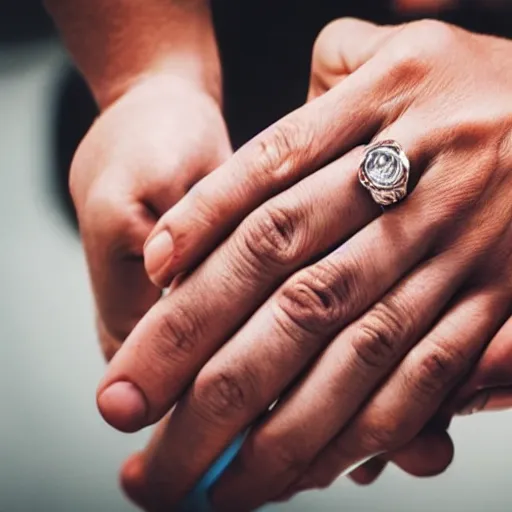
[358,140,410,206]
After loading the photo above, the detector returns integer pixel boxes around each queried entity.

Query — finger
[85,175,194,430]
[347,429,454,485]
[120,416,174,512]
[282,428,453,500]
[273,457,387,501]
[279,428,453,503]
[120,452,149,508]
[454,316,512,415]
[81,183,161,344]
[142,21,415,288]
[74,79,231,352]
[97,146,382,432]
[456,387,512,416]
[297,286,510,494]
[353,429,453,482]
[346,458,388,486]
[209,242,471,511]
[386,429,454,478]
[446,316,512,415]
[460,316,512,391]
[308,19,398,101]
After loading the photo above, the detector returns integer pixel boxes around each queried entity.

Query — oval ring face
[358,140,410,206]
[363,144,405,190]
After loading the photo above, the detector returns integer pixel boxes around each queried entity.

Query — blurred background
[1,1,512,511]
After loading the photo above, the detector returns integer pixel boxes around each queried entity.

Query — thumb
[308,18,399,101]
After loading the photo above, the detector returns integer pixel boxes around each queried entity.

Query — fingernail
[456,390,490,416]
[97,381,148,432]
[144,230,174,278]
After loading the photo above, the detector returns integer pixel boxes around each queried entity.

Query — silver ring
[358,140,410,206]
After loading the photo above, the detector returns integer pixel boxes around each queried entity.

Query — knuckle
[276,260,358,336]
[194,368,252,421]
[408,340,469,404]
[412,19,457,50]
[252,117,312,183]
[184,180,222,229]
[386,44,430,83]
[241,206,301,268]
[151,302,203,362]
[397,20,456,66]
[385,21,457,83]
[313,18,349,62]
[82,185,144,252]
[351,299,410,369]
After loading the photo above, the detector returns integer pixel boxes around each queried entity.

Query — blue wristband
[177,435,245,512]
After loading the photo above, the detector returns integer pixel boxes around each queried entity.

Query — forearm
[44,0,221,109]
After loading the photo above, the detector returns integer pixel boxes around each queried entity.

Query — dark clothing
[212,0,512,148]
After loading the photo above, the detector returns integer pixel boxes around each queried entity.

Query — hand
[310,17,512,485]
[354,317,512,489]
[97,18,512,510]
[70,74,231,369]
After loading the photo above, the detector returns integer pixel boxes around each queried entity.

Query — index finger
[143,20,399,288]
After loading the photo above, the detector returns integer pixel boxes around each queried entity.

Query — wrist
[45,0,222,110]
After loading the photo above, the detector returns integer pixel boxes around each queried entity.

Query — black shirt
[212,0,512,147]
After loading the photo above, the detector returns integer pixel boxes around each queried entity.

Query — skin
[93,17,512,511]
[44,0,231,358]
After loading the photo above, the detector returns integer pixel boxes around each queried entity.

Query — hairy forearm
[44,0,221,109]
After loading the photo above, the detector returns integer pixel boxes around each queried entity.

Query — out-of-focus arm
[395,0,512,14]
[44,0,221,109]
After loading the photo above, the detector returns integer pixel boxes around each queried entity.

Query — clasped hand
[87,19,512,511]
